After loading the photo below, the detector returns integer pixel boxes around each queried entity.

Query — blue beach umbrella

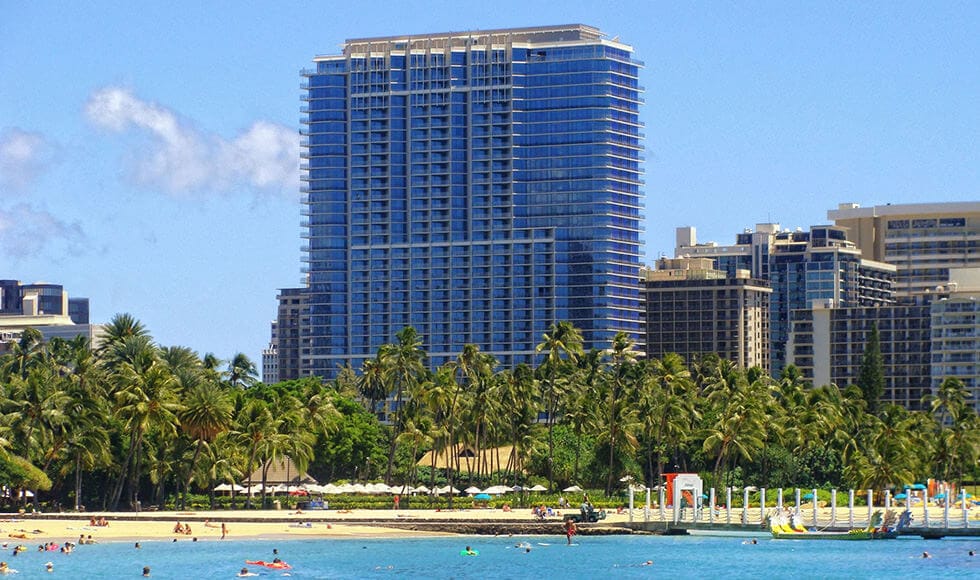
[894,493,908,500]
[473,493,492,501]
[934,493,946,499]
[912,483,927,490]
[803,493,815,500]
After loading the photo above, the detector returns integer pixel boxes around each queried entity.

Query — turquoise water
[3,534,980,578]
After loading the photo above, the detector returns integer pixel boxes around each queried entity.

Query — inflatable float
[246,560,292,569]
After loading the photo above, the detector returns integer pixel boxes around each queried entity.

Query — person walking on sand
[221,522,228,539]
[565,518,577,545]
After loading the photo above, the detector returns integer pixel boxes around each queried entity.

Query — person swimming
[237,567,257,577]
[463,546,477,555]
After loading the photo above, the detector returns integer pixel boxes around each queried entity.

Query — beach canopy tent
[245,458,317,487]
[213,483,246,494]
[416,445,518,475]
[483,485,512,495]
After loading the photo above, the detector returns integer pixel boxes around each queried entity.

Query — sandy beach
[1,506,617,543]
[4,503,972,544]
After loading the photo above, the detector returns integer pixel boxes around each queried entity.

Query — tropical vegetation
[0,316,977,511]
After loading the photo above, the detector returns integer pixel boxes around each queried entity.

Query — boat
[768,509,907,540]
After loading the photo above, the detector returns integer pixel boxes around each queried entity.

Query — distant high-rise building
[262,342,279,384]
[787,300,932,410]
[0,279,101,353]
[272,287,309,381]
[673,225,896,374]
[828,202,980,298]
[929,268,980,410]
[301,25,644,375]
[642,257,771,372]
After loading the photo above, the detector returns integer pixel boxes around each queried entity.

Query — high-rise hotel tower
[300,25,644,376]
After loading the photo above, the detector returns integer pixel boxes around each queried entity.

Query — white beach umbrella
[351,483,368,494]
[412,485,431,494]
[391,484,413,495]
[436,485,461,495]
[464,486,483,495]
[529,485,548,492]
[483,485,511,495]
[563,485,583,493]
[366,482,391,494]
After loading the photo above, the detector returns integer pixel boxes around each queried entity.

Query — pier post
[725,487,731,525]
[709,488,716,524]
[777,488,783,511]
[884,489,890,510]
[848,490,854,528]
[760,487,766,523]
[628,486,634,523]
[830,488,837,526]
[924,488,930,527]
[659,486,665,521]
[742,488,750,525]
[812,488,818,528]
[645,487,650,523]
[943,487,950,528]
[866,489,873,527]
[794,488,801,518]
[963,490,969,528]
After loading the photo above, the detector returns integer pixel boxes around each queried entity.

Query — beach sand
[1,506,605,543]
[5,502,968,544]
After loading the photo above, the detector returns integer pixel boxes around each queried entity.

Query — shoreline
[2,509,635,543]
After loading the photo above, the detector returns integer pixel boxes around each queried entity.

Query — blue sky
[1,1,977,367]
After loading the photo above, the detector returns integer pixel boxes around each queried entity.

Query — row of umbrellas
[214,482,555,496]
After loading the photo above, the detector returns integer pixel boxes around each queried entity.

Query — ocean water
[3,534,980,579]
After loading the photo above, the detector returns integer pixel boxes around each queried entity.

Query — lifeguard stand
[664,473,703,523]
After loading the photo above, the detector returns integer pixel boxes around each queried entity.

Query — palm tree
[109,361,181,510]
[0,327,46,380]
[380,327,426,484]
[178,379,233,508]
[358,356,389,419]
[599,332,641,495]
[701,368,768,486]
[642,353,697,486]
[231,399,277,509]
[535,321,584,491]
[227,353,259,388]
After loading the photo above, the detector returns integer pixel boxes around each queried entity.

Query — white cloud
[0,127,53,192]
[0,204,85,259]
[85,87,299,197]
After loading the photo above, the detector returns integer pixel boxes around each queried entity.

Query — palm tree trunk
[74,452,83,511]
[109,431,139,510]
[183,439,205,510]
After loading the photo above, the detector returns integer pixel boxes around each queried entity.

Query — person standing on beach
[565,518,577,545]
[221,522,228,539]
[394,495,400,510]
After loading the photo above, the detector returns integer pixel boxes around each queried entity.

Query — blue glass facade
[300,25,644,375]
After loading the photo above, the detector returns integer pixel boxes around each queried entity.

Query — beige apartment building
[642,257,772,372]
[829,201,980,298]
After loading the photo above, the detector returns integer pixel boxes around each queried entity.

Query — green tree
[535,321,584,491]
[857,323,885,415]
